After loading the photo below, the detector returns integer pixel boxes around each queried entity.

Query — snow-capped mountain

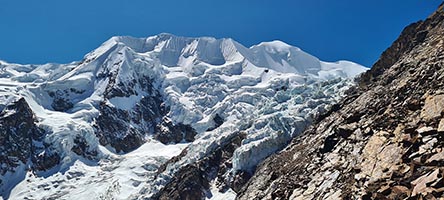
[0,33,367,199]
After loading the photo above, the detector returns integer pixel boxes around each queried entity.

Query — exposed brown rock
[411,169,440,196]
[153,132,246,200]
[438,118,444,132]
[360,131,404,183]
[426,151,444,163]
[421,94,444,121]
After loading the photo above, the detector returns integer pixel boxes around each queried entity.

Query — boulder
[421,95,444,121]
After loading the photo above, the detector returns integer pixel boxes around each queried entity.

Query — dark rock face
[71,135,98,159]
[207,114,225,132]
[48,89,75,112]
[238,4,444,200]
[94,71,196,153]
[0,98,59,175]
[94,101,148,153]
[154,117,196,144]
[153,132,246,200]
[156,165,210,200]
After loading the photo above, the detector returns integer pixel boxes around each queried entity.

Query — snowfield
[0,33,367,199]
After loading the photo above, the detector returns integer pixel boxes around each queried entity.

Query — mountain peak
[254,40,299,51]
[85,34,366,77]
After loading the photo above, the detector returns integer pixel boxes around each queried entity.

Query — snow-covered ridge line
[0,33,368,199]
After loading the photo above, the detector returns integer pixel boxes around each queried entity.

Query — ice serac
[0,33,367,199]
[239,3,444,200]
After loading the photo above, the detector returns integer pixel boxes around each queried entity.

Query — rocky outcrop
[238,3,444,200]
[154,117,196,144]
[94,71,197,153]
[94,100,153,153]
[153,132,246,200]
[0,98,59,175]
[48,89,76,111]
[95,96,198,153]
[71,135,98,159]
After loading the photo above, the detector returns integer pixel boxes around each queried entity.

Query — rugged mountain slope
[239,3,444,200]
[0,34,366,199]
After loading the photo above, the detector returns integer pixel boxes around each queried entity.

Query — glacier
[0,33,367,199]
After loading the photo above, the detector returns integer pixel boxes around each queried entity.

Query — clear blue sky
[0,0,442,67]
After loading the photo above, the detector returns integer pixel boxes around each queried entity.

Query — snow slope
[0,33,367,199]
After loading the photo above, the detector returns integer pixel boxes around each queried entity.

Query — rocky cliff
[0,98,59,196]
[238,3,444,200]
